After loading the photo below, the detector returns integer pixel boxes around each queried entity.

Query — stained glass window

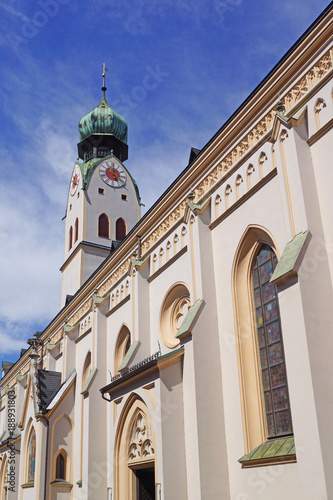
[252,244,293,438]
[27,428,36,483]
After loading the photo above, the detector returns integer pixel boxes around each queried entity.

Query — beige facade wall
[0,9,332,500]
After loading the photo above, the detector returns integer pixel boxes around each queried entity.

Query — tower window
[116,217,126,241]
[69,226,73,251]
[121,194,127,201]
[98,213,110,239]
[74,218,79,243]
[98,188,105,195]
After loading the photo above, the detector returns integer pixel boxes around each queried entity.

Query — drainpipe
[43,416,50,500]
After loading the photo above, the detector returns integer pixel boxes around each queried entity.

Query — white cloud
[0,0,328,363]
[0,327,29,359]
[0,186,63,325]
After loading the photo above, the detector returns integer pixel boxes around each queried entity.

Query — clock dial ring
[99,160,127,188]
[70,166,81,196]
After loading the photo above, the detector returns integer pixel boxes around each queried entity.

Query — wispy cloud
[0,0,329,363]
[0,324,30,359]
[0,1,29,23]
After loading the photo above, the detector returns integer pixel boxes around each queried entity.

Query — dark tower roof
[77,68,128,163]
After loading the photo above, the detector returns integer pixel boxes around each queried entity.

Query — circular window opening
[160,283,190,348]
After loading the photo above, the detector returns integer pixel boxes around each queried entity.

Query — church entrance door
[135,467,155,500]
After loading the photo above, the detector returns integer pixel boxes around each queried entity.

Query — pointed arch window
[116,217,126,241]
[114,325,131,373]
[27,428,36,483]
[55,451,66,480]
[74,217,79,243]
[68,226,73,251]
[252,244,292,438]
[98,213,110,239]
[82,351,91,388]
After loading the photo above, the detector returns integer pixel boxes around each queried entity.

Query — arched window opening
[225,184,232,209]
[74,217,79,243]
[116,217,126,241]
[114,325,131,372]
[27,428,36,483]
[160,283,190,349]
[252,244,292,438]
[0,454,8,498]
[68,226,73,251]
[55,452,66,480]
[98,213,110,239]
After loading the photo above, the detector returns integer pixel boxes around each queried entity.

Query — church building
[0,5,332,499]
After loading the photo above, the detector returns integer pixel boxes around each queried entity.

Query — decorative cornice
[3,35,331,382]
[189,49,332,206]
[60,240,111,272]
[307,116,333,146]
[98,257,131,297]
[74,328,92,344]
[147,246,188,283]
[67,298,93,327]
[106,294,131,317]
[209,169,277,230]
[39,45,333,334]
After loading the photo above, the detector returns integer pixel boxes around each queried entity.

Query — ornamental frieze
[67,299,92,327]
[98,257,131,297]
[69,48,333,324]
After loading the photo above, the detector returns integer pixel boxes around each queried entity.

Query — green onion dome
[78,92,127,144]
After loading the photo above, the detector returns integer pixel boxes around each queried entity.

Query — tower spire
[101,62,109,93]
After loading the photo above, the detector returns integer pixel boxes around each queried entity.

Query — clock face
[70,166,81,196]
[99,160,127,188]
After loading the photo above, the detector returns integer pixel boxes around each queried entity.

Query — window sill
[50,480,73,488]
[239,436,296,468]
[21,482,34,488]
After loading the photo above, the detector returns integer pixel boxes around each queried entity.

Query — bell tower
[60,66,142,307]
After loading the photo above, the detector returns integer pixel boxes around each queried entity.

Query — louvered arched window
[74,217,79,243]
[115,217,126,241]
[68,226,73,251]
[98,213,110,239]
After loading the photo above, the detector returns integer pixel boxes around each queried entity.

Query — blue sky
[0,0,330,363]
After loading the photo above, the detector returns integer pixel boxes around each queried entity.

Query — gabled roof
[46,370,76,412]
[38,370,62,412]
[188,147,201,164]
[1,362,14,372]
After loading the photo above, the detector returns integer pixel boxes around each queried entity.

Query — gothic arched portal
[114,395,156,500]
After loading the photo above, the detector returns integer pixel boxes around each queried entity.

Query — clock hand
[110,167,120,181]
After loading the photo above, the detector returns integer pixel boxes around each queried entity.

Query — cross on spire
[101,62,109,90]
